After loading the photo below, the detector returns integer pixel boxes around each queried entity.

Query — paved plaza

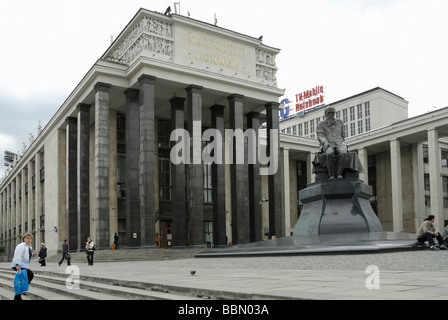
[2,248,448,300]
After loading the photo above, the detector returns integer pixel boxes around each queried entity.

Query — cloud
[0,89,61,179]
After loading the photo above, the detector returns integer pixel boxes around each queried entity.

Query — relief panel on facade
[106,15,174,65]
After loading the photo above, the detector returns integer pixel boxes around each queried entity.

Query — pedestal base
[294,179,383,236]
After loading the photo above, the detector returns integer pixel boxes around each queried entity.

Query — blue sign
[279,99,291,118]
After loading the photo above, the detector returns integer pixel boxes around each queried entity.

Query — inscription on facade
[188,32,246,70]
[104,12,278,87]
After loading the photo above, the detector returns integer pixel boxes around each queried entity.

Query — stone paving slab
[2,247,448,300]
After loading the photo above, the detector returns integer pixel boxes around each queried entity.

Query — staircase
[0,248,209,300]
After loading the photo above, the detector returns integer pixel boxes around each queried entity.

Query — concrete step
[43,247,206,264]
[0,267,206,300]
[0,271,120,300]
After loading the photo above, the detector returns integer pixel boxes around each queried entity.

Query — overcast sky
[1,0,447,179]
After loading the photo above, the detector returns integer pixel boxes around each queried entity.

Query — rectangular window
[298,124,303,136]
[292,125,297,136]
[159,157,171,201]
[350,106,355,121]
[310,120,315,134]
[425,195,430,207]
[304,122,309,136]
[424,174,430,191]
[358,120,363,134]
[350,122,356,136]
[158,120,171,150]
[357,104,363,119]
[423,147,429,163]
[442,151,448,167]
[365,118,371,132]
[343,109,348,123]
[203,163,212,203]
[365,102,370,117]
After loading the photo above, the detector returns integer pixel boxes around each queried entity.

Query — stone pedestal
[293,179,383,236]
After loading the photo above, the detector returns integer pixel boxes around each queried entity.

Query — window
[357,104,363,119]
[298,124,303,136]
[365,118,371,132]
[343,109,348,123]
[304,122,309,136]
[442,151,448,167]
[358,120,363,134]
[350,106,355,121]
[159,158,171,201]
[310,120,315,134]
[158,120,171,150]
[365,102,370,117]
[117,154,126,198]
[292,125,297,136]
[424,174,430,191]
[286,127,291,134]
[423,147,429,163]
[343,124,348,138]
[350,123,356,136]
[203,163,212,203]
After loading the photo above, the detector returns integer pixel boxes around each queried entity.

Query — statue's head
[324,107,336,118]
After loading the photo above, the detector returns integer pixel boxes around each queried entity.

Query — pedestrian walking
[58,239,71,266]
[206,233,212,248]
[11,233,37,300]
[114,233,119,249]
[86,237,95,266]
[38,243,47,266]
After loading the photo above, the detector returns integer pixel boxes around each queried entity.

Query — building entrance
[159,221,173,249]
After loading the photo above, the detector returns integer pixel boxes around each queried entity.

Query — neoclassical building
[1,8,448,258]
[0,8,284,255]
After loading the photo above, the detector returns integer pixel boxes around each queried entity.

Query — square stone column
[210,104,227,247]
[34,151,43,244]
[66,117,78,250]
[428,128,444,231]
[77,103,91,251]
[138,75,157,247]
[390,138,403,232]
[228,94,249,245]
[186,85,204,246]
[93,82,111,249]
[124,89,141,248]
[246,111,262,242]
[171,97,187,247]
[265,102,283,238]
